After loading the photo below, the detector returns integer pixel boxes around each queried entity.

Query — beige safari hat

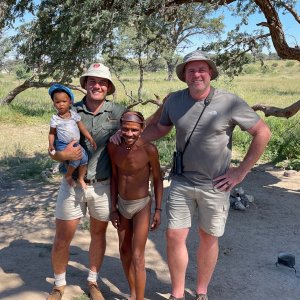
[176,50,219,82]
[80,63,116,95]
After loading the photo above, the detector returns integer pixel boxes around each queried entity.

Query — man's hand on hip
[213,166,248,192]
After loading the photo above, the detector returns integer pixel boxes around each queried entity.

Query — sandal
[195,294,208,300]
[169,295,185,300]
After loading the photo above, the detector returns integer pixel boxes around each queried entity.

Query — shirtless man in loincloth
[108,111,163,300]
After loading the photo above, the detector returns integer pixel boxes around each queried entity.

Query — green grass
[215,60,300,170]
[0,59,300,179]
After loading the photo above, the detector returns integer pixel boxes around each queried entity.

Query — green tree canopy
[2,0,300,81]
[1,0,300,117]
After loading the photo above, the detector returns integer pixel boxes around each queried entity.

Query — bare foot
[77,179,87,190]
[65,175,75,187]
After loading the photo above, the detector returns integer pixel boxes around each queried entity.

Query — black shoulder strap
[181,87,215,154]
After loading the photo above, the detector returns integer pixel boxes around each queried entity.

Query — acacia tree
[103,17,163,102]
[2,0,300,61]
[0,0,299,117]
[160,3,223,81]
[103,2,223,103]
[0,0,132,105]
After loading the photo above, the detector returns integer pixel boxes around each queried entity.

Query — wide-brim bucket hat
[80,63,116,95]
[176,50,219,82]
[48,83,75,104]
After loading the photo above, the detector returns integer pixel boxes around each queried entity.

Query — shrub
[15,64,32,80]
[233,118,300,170]
[155,128,176,166]
[285,61,295,67]
[272,122,300,171]
[261,65,274,74]
[242,65,257,74]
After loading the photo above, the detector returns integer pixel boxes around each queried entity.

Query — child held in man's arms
[48,84,97,189]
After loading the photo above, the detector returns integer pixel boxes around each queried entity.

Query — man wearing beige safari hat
[140,49,271,300]
[47,63,126,300]
[79,63,116,95]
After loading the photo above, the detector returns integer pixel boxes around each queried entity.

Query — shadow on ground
[1,166,300,299]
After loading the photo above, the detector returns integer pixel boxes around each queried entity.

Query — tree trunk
[166,60,176,81]
[254,0,300,61]
[138,55,144,101]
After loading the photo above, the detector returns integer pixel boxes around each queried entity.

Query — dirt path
[0,167,300,300]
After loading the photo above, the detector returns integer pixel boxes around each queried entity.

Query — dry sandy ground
[0,167,300,300]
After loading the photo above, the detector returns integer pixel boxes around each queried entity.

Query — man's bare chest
[114,148,149,170]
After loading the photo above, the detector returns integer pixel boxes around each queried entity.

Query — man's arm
[148,145,163,230]
[145,105,164,127]
[145,93,170,127]
[141,122,173,144]
[214,119,271,191]
[107,143,120,229]
[49,140,82,162]
[239,119,271,174]
[143,94,172,142]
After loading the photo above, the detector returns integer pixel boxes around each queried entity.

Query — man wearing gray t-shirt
[141,50,271,300]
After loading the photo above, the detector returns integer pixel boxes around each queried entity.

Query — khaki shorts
[55,178,111,221]
[166,180,230,237]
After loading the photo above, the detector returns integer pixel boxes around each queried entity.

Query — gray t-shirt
[74,98,126,180]
[160,88,260,188]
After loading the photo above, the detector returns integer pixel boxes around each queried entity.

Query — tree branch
[254,0,300,60]
[171,0,300,60]
[0,80,86,105]
[167,0,236,5]
[110,65,136,103]
[280,1,300,24]
[252,100,300,118]
[127,94,162,109]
